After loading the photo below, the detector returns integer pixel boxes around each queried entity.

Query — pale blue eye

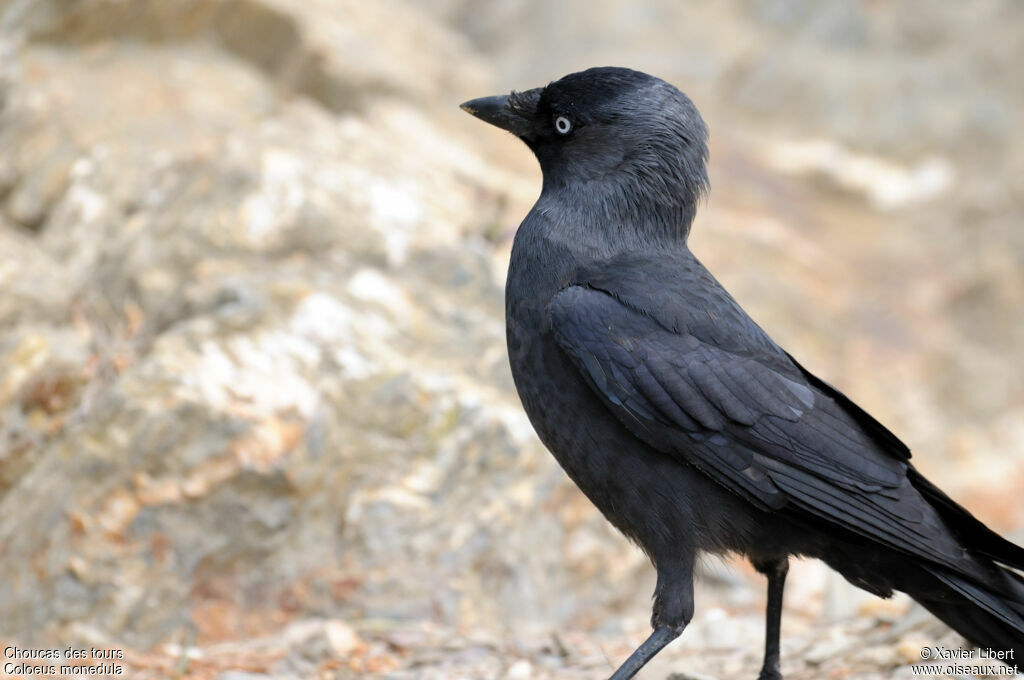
[554,116,572,134]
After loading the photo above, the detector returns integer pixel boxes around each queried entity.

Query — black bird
[461,67,1024,679]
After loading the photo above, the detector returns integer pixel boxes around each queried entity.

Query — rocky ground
[0,1,1021,678]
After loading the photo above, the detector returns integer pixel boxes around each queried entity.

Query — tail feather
[914,565,1024,662]
[899,466,1024,663]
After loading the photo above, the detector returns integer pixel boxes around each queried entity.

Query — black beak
[460,93,534,137]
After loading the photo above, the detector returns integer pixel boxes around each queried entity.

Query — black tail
[910,564,1024,662]
[902,465,1024,661]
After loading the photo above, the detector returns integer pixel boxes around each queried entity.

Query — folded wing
[547,282,966,569]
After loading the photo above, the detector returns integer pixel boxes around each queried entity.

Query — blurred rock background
[0,1,1020,678]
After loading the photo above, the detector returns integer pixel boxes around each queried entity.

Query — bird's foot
[757,669,783,680]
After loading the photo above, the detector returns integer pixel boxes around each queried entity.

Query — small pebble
[505,659,532,679]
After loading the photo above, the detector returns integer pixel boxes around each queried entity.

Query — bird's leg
[752,557,789,680]
[607,626,680,680]
[608,562,693,680]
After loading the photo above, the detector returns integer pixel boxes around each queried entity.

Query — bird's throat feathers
[534,162,705,253]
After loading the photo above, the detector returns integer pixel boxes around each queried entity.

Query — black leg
[608,561,693,679]
[607,626,681,680]
[752,557,789,680]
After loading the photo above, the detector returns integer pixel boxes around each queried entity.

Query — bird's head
[462,67,709,237]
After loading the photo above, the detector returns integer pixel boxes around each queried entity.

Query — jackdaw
[461,66,1024,679]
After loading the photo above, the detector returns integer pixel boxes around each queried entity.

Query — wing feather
[548,283,966,569]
